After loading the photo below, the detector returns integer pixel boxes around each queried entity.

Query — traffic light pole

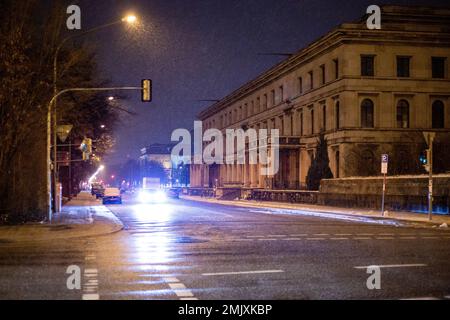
[46,86,143,222]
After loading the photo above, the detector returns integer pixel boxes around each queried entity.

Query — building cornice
[197,5,450,121]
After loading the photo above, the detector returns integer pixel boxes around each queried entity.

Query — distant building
[191,5,450,190]
[139,143,189,186]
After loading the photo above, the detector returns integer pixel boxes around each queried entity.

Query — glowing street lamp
[123,15,137,24]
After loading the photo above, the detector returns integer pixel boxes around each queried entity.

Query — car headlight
[138,191,152,203]
[154,190,167,202]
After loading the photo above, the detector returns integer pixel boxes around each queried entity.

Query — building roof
[197,5,450,120]
[140,143,175,156]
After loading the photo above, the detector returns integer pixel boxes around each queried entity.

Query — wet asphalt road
[1,196,450,300]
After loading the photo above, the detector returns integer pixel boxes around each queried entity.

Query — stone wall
[319,175,450,214]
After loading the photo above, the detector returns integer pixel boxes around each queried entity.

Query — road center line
[354,264,427,269]
[202,270,284,276]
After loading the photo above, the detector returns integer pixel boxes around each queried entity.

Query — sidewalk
[182,195,450,229]
[0,192,123,243]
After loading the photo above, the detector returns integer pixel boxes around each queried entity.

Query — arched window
[361,99,374,128]
[396,99,410,128]
[432,100,445,129]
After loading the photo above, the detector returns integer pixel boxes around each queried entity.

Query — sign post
[423,132,435,221]
[381,154,388,216]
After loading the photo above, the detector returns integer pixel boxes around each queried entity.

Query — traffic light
[142,79,152,102]
[419,149,431,172]
[80,138,92,161]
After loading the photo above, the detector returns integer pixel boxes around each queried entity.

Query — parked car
[91,183,105,199]
[102,188,122,204]
[166,188,180,199]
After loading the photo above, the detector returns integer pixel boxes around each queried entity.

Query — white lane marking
[168,282,195,298]
[246,235,264,238]
[354,264,427,269]
[378,234,394,236]
[313,234,329,236]
[84,268,98,274]
[401,297,440,300]
[290,234,308,237]
[174,290,195,298]
[282,238,302,241]
[335,234,352,236]
[180,298,199,300]
[445,296,450,299]
[375,237,395,240]
[354,237,372,240]
[82,294,100,300]
[258,238,278,241]
[270,235,287,237]
[330,238,349,240]
[163,277,180,283]
[202,269,284,276]
[169,283,187,290]
[357,233,374,236]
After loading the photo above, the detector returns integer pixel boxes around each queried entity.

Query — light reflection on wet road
[1,195,450,300]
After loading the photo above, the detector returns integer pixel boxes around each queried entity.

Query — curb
[0,205,124,244]
[181,195,450,230]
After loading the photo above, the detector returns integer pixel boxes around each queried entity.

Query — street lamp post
[47,86,144,221]
[51,15,137,214]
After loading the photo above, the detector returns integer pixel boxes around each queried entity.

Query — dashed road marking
[354,237,372,240]
[375,237,395,240]
[165,278,196,299]
[202,270,284,276]
[354,264,427,269]
[330,238,349,240]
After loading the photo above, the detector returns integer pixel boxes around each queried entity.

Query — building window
[361,150,375,176]
[256,97,260,113]
[320,64,326,85]
[239,106,242,120]
[432,100,445,129]
[279,85,284,103]
[335,151,340,178]
[361,55,375,76]
[271,90,275,106]
[361,99,374,128]
[322,104,326,131]
[432,57,446,79]
[333,59,339,79]
[396,99,410,128]
[308,71,314,90]
[264,94,268,109]
[397,56,411,77]
[300,111,304,136]
[279,116,284,135]
[311,108,315,134]
[335,101,340,130]
[298,77,303,94]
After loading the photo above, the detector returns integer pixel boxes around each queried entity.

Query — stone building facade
[190,6,450,191]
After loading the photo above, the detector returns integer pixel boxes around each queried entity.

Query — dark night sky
[76,0,447,166]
